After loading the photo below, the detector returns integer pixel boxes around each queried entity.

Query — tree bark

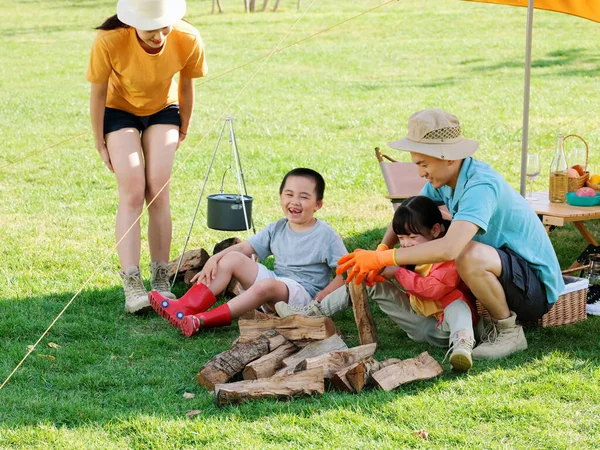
[238,315,337,342]
[215,367,324,405]
[371,352,443,391]
[277,334,347,375]
[345,357,402,393]
[242,341,298,380]
[197,330,289,390]
[295,343,377,379]
[349,282,378,345]
[169,248,209,281]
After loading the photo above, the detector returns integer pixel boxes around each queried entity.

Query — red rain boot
[180,303,232,337]
[148,283,217,329]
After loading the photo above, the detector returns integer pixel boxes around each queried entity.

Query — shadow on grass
[1,279,600,428]
[465,47,600,78]
[2,222,600,427]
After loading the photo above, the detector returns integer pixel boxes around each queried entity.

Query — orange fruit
[590,174,600,185]
[572,164,585,176]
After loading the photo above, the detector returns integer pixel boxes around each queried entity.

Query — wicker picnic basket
[476,268,588,327]
[565,134,589,192]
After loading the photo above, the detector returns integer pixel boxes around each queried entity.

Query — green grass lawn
[2,0,600,448]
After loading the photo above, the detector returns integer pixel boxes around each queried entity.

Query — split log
[238,315,336,342]
[345,357,402,393]
[371,352,443,391]
[240,309,274,320]
[329,364,354,392]
[183,269,201,285]
[242,341,298,380]
[197,330,289,390]
[295,343,377,379]
[214,367,324,405]
[278,334,347,375]
[349,282,378,345]
[169,249,210,280]
[225,278,243,297]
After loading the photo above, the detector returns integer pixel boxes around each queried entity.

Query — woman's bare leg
[106,128,146,270]
[142,124,179,263]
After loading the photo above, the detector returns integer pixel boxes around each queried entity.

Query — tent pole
[520,0,534,196]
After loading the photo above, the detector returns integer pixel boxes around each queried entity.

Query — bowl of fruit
[566,187,600,206]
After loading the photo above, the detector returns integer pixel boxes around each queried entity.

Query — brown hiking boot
[472,311,527,360]
[150,261,176,300]
[120,266,151,314]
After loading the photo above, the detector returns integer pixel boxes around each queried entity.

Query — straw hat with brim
[387,108,479,160]
[117,0,186,31]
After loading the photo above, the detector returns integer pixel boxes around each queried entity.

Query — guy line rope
[0,0,398,171]
[0,0,400,392]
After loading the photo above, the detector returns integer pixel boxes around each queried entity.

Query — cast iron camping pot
[207,193,253,231]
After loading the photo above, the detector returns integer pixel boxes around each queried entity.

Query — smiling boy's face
[279,175,322,229]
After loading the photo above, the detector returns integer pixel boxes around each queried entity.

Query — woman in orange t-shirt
[86,0,207,313]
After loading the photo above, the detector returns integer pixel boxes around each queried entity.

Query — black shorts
[496,246,552,323]
[103,104,181,136]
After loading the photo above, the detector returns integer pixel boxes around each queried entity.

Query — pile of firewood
[196,311,443,405]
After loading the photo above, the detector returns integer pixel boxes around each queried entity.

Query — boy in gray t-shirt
[148,168,347,337]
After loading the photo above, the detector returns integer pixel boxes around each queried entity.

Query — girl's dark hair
[96,14,129,30]
[392,196,450,237]
[279,168,325,201]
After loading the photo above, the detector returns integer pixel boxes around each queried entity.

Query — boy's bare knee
[220,251,250,267]
[251,279,287,301]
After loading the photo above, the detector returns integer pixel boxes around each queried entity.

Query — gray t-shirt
[247,218,348,298]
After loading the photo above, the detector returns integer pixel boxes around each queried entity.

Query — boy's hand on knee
[195,257,218,286]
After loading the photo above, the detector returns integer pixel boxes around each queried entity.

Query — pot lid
[207,193,253,202]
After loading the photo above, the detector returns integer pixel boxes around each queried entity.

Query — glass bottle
[549,134,568,203]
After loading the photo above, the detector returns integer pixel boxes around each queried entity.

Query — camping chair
[375,147,425,206]
[375,147,451,220]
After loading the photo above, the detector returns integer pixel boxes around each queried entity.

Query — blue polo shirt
[421,157,564,304]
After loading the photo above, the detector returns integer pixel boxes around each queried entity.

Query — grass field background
[2,0,600,448]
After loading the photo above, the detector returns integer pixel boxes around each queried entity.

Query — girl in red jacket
[379,195,479,371]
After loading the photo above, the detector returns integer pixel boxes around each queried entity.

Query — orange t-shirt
[86,20,207,116]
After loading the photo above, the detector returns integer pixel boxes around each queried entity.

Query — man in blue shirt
[337,108,564,360]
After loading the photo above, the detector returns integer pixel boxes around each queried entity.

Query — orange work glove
[365,270,386,287]
[337,249,396,285]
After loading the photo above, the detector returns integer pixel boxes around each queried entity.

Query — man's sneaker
[472,311,527,360]
[120,266,151,314]
[275,300,325,318]
[150,261,176,300]
[445,336,475,372]
[275,289,350,318]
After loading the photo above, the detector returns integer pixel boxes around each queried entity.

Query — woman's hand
[96,140,113,172]
[178,130,187,147]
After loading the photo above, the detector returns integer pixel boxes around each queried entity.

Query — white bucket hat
[117,0,186,31]
[387,108,479,160]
